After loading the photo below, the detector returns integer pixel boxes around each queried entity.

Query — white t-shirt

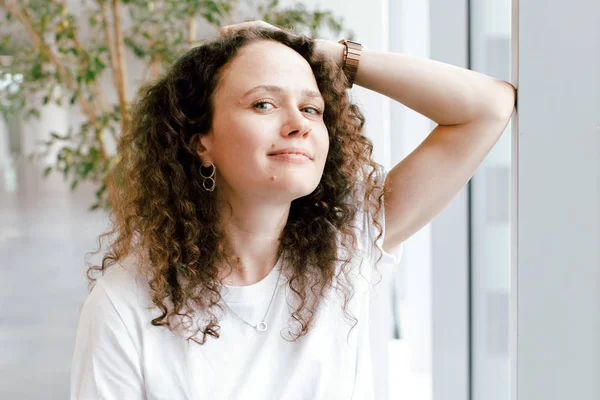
[70,183,404,400]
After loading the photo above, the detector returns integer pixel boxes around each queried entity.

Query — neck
[217,195,290,286]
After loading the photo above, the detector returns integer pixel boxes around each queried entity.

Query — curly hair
[87,26,387,345]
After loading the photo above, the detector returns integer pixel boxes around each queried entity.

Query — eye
[302,106,323,115]
[252,101,275,111]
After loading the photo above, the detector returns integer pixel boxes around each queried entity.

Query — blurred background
[1,0,599,400]
[0,0,509,398]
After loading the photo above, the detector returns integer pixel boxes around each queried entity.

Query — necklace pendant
[256,321,268,332]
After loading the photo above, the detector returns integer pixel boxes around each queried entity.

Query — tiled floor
[0,155,110,399]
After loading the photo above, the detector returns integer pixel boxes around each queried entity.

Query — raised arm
[316,39,516,250]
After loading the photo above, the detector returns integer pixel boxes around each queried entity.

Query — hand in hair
[220,20,282,37]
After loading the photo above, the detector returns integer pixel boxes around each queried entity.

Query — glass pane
[469,0,512,399]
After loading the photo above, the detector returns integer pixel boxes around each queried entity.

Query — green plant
[0,0,352,210]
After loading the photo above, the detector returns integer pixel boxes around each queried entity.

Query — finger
[220,21,273,37]
[220,24,246,36]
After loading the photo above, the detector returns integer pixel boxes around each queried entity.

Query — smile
[267,153,312,163]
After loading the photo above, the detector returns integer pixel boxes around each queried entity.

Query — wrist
[314,39,345,68]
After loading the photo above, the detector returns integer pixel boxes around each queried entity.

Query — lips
[267,147,313,160]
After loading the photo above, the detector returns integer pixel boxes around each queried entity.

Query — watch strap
[337,39,362,88]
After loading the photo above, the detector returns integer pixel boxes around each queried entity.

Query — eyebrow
[239,85,323,102]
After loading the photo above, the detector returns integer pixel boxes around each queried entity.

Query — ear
[194,131,213,160]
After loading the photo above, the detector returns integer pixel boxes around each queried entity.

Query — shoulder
[83,250,158,333]
[94,255,149,304]
[98,252,150,298]
[72,255,150,398]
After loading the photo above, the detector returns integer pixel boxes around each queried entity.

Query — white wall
[429,0,470,399]
[512,0,600,398]
[386,0,435,398]
[469,0,513,398]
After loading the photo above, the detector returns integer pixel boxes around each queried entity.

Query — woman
[71,22,515,399]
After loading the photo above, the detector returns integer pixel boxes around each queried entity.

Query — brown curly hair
[87,26,387,345]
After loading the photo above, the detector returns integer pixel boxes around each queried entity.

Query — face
[198,40,329,204]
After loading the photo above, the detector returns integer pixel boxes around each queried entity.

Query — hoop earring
[200,160,216,192]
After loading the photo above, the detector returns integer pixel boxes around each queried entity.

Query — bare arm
[316,39,516,249]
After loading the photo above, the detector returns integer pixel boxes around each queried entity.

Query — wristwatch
[337,39,363,89]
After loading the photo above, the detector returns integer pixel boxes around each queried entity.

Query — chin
[273,176,321,199]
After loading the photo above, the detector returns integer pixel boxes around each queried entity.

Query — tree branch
[6,2,72,92]
[49,0,110,114]
[150,59,160,80]
[187,16,196,46]
[97,0,120,102]
[1,0,108,161]
[148,24,161,80]
[111,0,129,134]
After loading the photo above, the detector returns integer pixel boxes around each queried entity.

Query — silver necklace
[221,254,283,332]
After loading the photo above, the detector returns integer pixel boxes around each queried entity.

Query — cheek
[212,119,267,168]
[317,127,330,159]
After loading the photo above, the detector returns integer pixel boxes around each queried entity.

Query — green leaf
[202,12,215,24]
[51,132,66,140]
[124,37,147,58]
[85,69,96,83]
[24,108,41,120]
[94,57,106,70]
[71,180,79,190]
[31,63,43,80]
[95,185,106,198]
[88,147,99,161]
[81,162,94,178]
[206,0,220,14]
[43,166,53,177]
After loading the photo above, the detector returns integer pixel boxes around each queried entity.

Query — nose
[280,108,311,138]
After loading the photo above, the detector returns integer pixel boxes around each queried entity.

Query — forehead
[215,40,320,101]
